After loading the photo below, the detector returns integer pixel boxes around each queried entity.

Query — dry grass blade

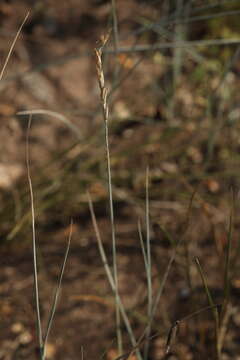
[149,246,176,329]
[0,12,29,82]
[223,199,233,306]
[95,32,122,354]
[173,8,240,25]
[181,304,221,323]
[218,304,234,355]
[147,190,197,337]
[137,219,147,272]
[113,325,161,360]
[145,167,151,286]
[218,193,234,355]
[43,220,73,355]
[144,166,152,360]
[114,337,147,360]
[87,192,142,360]
[104,39,240,55]
[87,192,115,289]
[111,0,120,85]
[17,109,82,140]
[111,0,119,54]
[27,115,72,359]
[129,236,181,359]
[165,320,179,355]
[194,257,219,325]
[165,304,221,355]
[26,116,43,358]
[194,257,220,359]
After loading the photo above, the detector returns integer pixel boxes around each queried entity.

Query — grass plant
[26,116,73,360]
[95,32,123,356]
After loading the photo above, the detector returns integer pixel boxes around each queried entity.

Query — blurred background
[1,1,240,359]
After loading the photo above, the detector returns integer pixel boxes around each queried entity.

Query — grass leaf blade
[43,220,73,352]
[26,116,43,356]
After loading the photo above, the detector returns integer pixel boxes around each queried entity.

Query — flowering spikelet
[95,31,111,123]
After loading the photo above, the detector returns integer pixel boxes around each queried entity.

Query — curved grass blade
[17,109,82,140]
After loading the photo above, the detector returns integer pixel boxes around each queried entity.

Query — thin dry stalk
[195,257,220,359]
[111,0,120,84]
[87,192,142,360]
[17,109,82,140]
[26,116,43,359]
[111,0,119,55]
[104,38,240,55]
[137,220,147,272]
[144,167,152,360]
[223,201,233,308]
[165,304,221,355]
[43,221,73,355]
[217,196,234,356]
[27,118,72,360]
[146,190,197,344]
[165,320,179,355]
[0,12,29,82]
[218,304,233,355]
[95,33,122,354]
